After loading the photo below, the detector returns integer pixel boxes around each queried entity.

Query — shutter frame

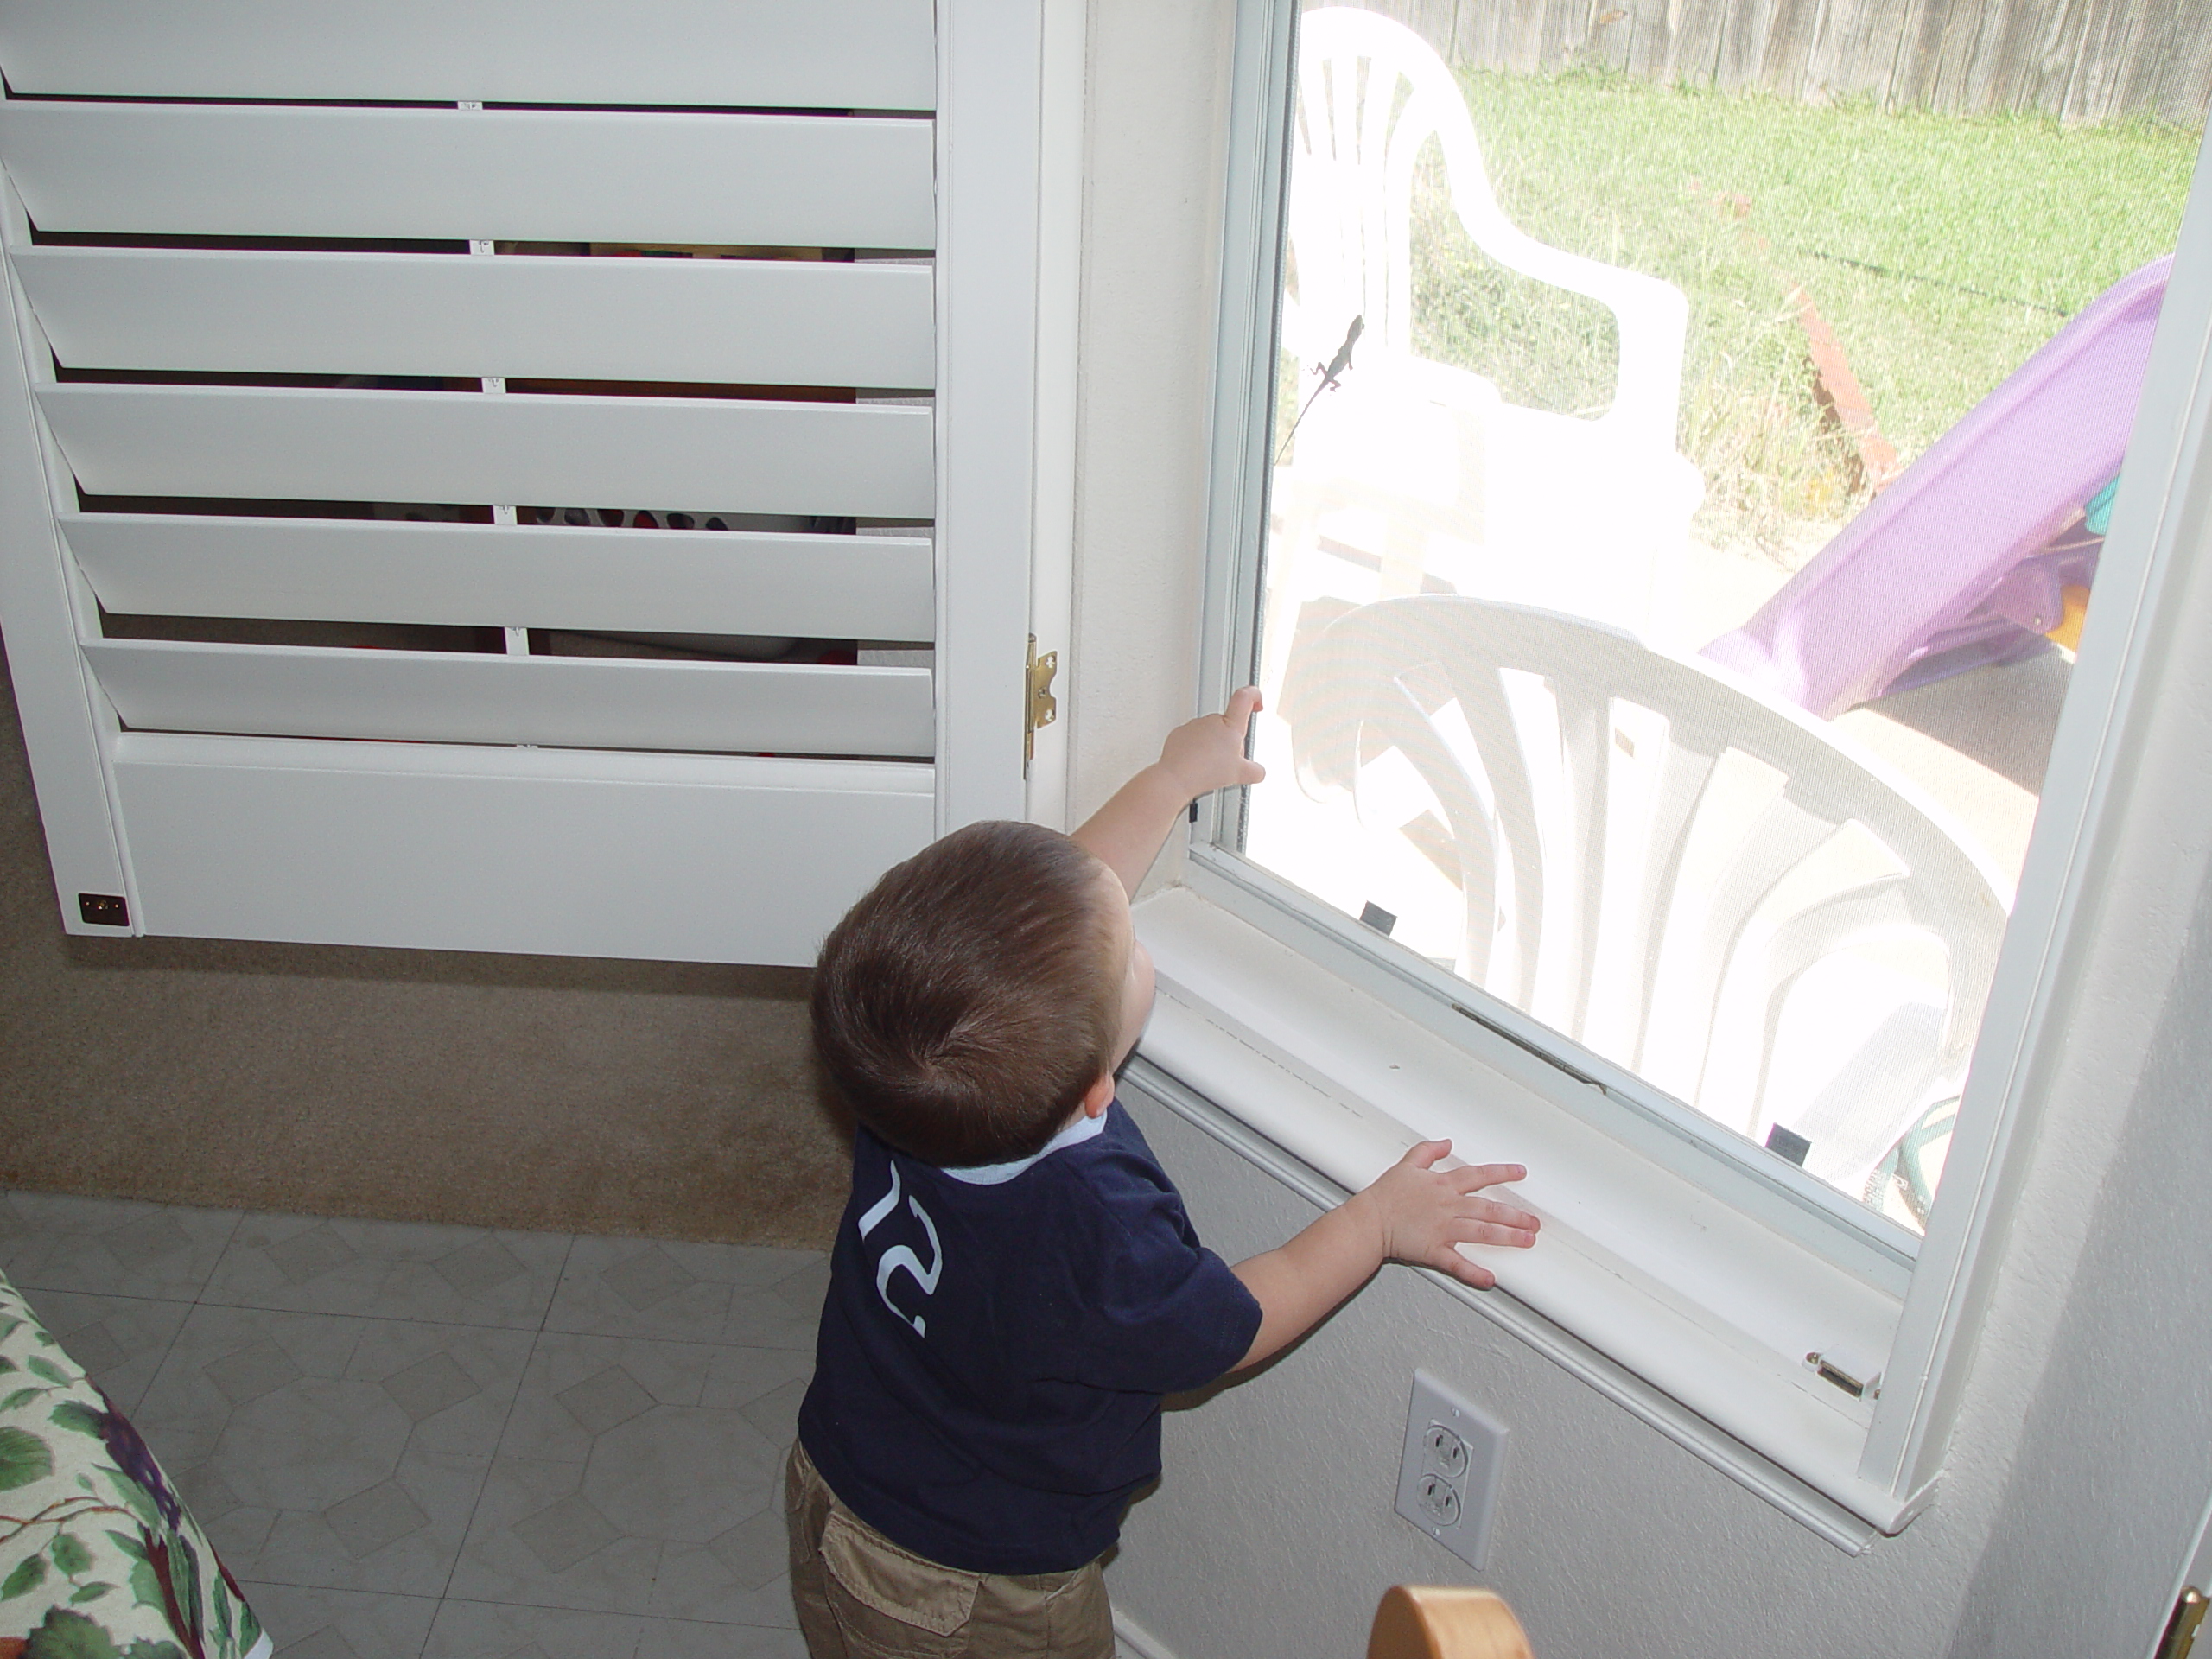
[0,0,1059,961]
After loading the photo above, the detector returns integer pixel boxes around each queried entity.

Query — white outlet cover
[1395,1369,1508,1570]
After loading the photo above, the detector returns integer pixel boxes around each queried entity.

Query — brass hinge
[2158,1587,2207,1659]
[1025,635,1058,772]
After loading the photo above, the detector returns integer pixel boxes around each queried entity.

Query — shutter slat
[37,385,935,519]
[112,733,935,964]
[0,0,935,110]
[16,248,935,388]
[0,104,936,248]
[67,515,934,641]
[84,640,936,757]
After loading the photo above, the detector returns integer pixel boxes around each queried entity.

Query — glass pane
[1240,3,2199,1232]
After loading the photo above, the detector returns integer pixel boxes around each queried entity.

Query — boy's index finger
[1224,684,1264,728]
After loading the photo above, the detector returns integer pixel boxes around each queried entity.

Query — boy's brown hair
[810,820,1124,1166]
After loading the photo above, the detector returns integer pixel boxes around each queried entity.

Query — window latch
[1804,1352,1880,1400]
[1025,635,1059,771]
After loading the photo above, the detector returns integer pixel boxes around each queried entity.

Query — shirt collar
[939,1108,1109,1185]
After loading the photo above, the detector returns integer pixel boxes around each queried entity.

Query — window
[1141,0,2212,1538]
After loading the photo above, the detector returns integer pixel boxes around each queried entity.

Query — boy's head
[811,821,1151,1166]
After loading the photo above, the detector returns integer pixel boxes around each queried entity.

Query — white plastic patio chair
[1273,10,1702,647]
[1277,594,2009,1199]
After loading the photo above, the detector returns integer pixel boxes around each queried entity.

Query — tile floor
[0,1188,829,1659]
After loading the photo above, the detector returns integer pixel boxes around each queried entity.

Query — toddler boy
[788,689,1538,1657]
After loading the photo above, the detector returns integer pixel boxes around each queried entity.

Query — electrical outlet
[1395,1370,1506,1570]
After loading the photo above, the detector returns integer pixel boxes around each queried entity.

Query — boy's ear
[1080,1070,1116,1119]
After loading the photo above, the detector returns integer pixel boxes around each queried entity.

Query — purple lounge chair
[1704,257,2169,719]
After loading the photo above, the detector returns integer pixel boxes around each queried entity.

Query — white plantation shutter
[0,0,1052,963]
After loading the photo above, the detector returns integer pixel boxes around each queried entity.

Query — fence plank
[2082,0,2148,121]
[1489,0,1548,73]
[1799,0,1847,95]
[1669,0,1734,88]
[1403,0,1467,61]
[1760,0,1835,100]
[1885,0,1952,109]
[1707,0,1765,89]
[1619,0,1676,82]
[1957,0,2035,114]
[1982,0,2071,117]
[1806,0,1916,101]
[1583,1,1632,74]
[2147,3,2212,124]
[1450,0,1510,69]
[1918,0,1983,110]
[2113,0,2182,122]
[1442,0,1489,67]
[1548,0,1597,70]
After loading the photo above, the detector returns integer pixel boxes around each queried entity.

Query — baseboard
[1115,1607,1182,1659]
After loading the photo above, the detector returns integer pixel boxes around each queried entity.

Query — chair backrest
[1369,1585,1535,1659]
[1281,594,2009,1193]
[1286,9,1686,450]
[1287,9,1481,363]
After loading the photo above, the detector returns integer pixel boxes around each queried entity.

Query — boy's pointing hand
[1073,688,1268,897]
[1160,686,1267,800]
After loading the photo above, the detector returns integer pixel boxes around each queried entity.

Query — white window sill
[1132,880,1930,1548]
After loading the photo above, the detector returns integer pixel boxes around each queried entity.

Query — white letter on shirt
[874,1201,942,1338]
[857,1162,944,1337]
[858,1161,903,1237]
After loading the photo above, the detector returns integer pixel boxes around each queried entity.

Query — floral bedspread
[0,1274,268,1659]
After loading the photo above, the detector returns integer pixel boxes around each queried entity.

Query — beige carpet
[0,644,853,1250]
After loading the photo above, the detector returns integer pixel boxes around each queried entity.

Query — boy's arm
[1072,687,1266,895]
[1230,1141,1539,1370]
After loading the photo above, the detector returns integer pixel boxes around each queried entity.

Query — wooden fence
[1345,0,2212,124]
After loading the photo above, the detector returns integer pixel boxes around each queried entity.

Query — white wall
[1071,2,2212,1653]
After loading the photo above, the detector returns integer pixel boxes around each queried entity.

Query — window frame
[1154,0,2212,1537]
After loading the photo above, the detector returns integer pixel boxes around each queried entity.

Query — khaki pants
[785,1442,1116,1659]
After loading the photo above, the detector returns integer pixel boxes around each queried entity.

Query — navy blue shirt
[797,1101,1263,1574]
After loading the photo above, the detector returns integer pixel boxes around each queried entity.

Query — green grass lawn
[1402,69,2199,549]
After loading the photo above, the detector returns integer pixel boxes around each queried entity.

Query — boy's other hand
[1159,685,1267,801]
[1230,1135,1537,1369]
[1359,1140,1539,1291]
